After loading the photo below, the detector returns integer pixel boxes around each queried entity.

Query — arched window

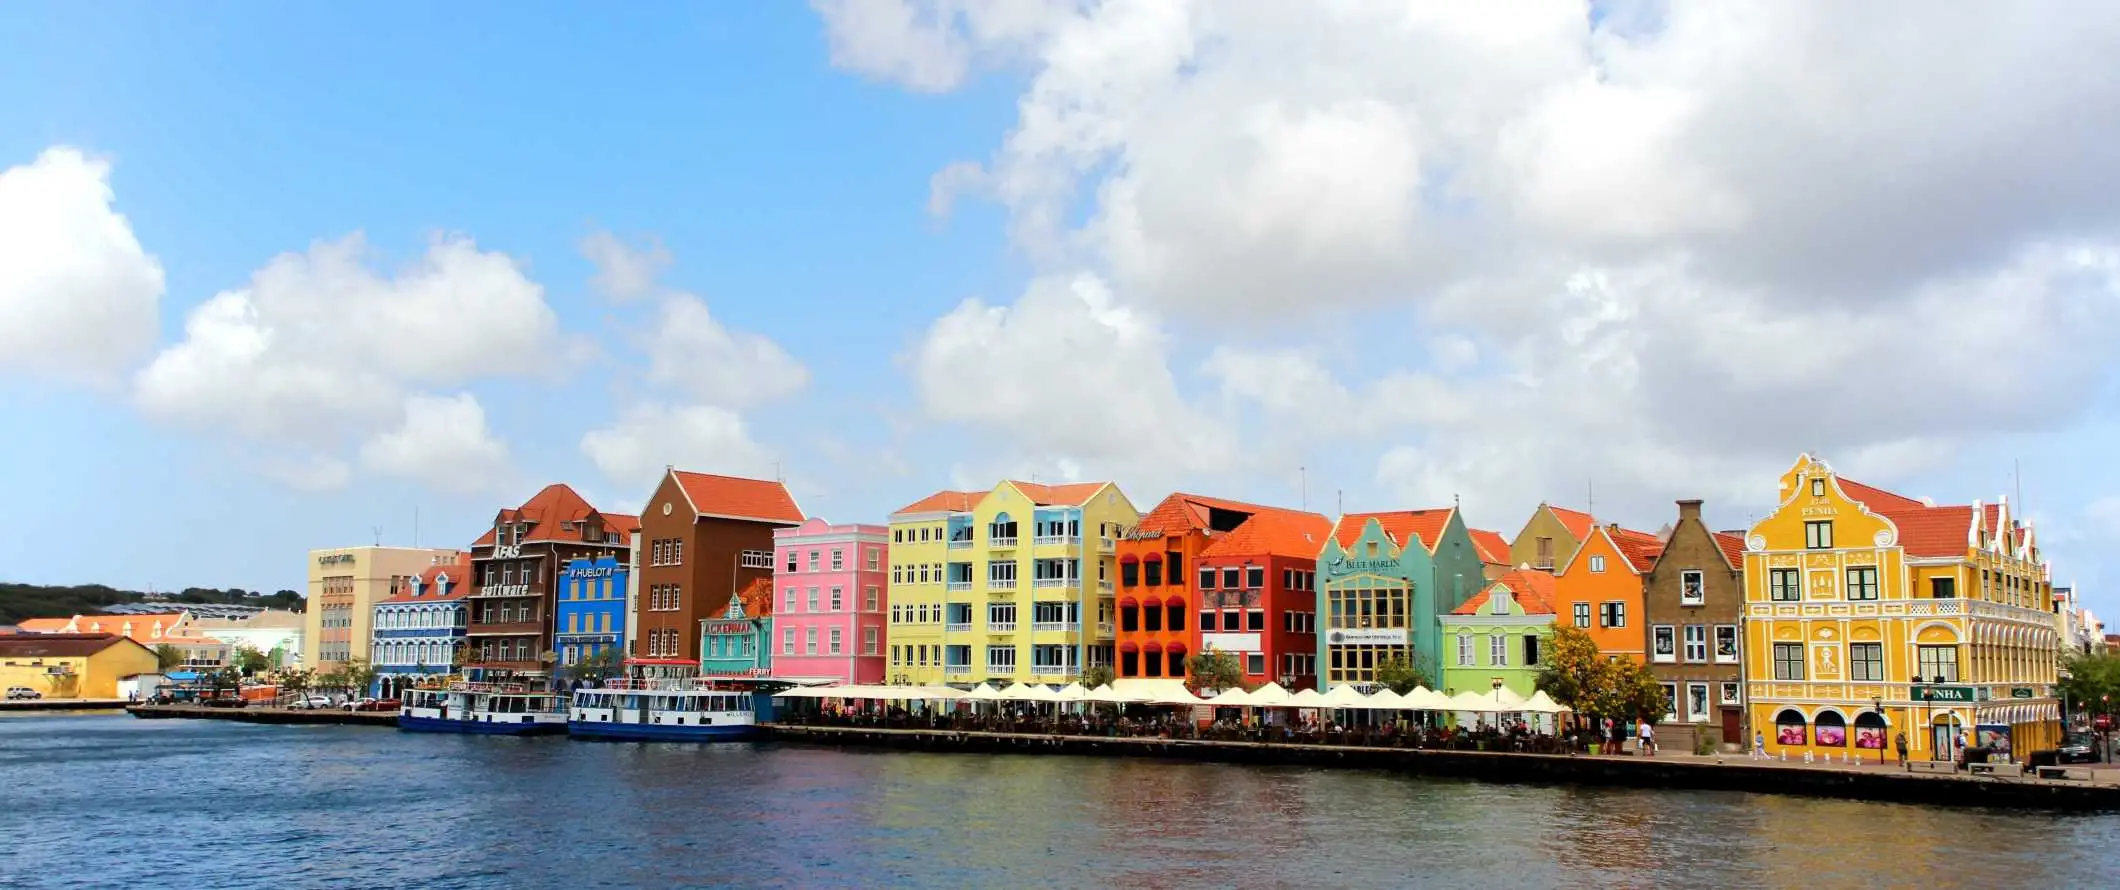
[1854,711,1887,750]
[1775,708,1808,746]
[1814,710,1847,747]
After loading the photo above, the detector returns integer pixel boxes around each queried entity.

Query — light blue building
[372,557,470,697]
[556,555,628,682]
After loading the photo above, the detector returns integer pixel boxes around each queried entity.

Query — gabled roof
[671,470,805,525]
[1609,527,1666,573]
[1879,505,1976,558]
[1452,569,1558,616]
[1712,532,1746,570]
[382,553,474,604]
[892,490,984,516]
[1134,492,1289,538]
[0,633,146,658]
[602,513,641,538]
[1007,481,1110,506]
[1468,529,1511,565]
[1838,478,1927,512]
[1200,510,1334,560]
[1545,505,1596,540]
[474,483,642,545]
[1332,508,1455,553]
[728,577,774,620]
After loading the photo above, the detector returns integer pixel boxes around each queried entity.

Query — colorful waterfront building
[1468,528,1513,580]
[555,554,629,678]
[701,578,774,676]
[1507,504,1595,573]
[465,484,638,687]
[1439,569,1558,699]
[887,481,1139,686]
[1642,500,1749,750]
[633,469,803,679]
[1551,522,1664,663]
[768,518,889,684]
[371,553,470,697]
[0,634,158,699]
[1743,455,2065,761]
[1114,493,1315,683]
[1196,510,1333,690]
[306,546,465,670]
[1315,508,1488,688]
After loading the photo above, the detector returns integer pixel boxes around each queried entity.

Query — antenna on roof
[774,459,783,483]
[1337,489,1343,516]
[2014,458,2022,522]
[1300,466,1307,511]
[371,525,383,547]
[1587,478,1595,521]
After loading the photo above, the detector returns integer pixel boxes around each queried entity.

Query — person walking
[1638,719,1656,757]
[1894,731,1909,767]
[1752,730,1768,760]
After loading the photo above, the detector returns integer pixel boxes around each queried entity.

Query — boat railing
[448,681,530,694]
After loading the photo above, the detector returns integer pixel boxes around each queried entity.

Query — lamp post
[1873,696,1885,765]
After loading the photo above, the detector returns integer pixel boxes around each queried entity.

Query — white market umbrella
[1285,688,1328,708]
[997,682,1039,701]
[1083,684,1128,704]
[1491,686,1529,710]
[1247,682,1292,706]
[1320,684,1372,708]
[918,686,969,701]
[1022,684,1062,703]
[1402,687,1456,711]
[1207,686,1254,706]
[1448,690,1498,712]
[1053,682,1089,702]
[1150,687,1207,706]
[963,683,1004,701]
[1522,690,1570,714]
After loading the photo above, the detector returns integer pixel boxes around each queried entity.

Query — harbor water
[3,713,2117,889]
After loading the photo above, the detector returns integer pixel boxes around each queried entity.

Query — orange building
[1552,523,1665,661]
[1115,493,1322,683]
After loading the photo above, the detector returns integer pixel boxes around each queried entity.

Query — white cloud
[579,230,670,301]
[579,402,775,494]
[833,0,2120,536]
[0,147,165,387]
[136,232,558,485]
[360,393,513,493]
[811,0,1073,92]
[645,294,809,409]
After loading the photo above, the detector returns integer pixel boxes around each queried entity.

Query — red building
[631,468,804,675]
[1115,494,1326,685]
[1197,511,1333,690]
[465,484,638,685]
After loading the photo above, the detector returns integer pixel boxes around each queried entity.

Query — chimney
[1677,499,1703,521]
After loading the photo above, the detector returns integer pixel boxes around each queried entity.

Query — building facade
[1440,569,1558,700]
[1743,455,2065,761]
[887,481,1139,686]
[191,610,305,668]
[632,469,803,675]
[1642,499,1748,749]
[465,485,638,686]
[1316,508,1488,688]
[555,555,629,677]
[1115,493,1259,682]
[1508,504,1595,574]
[769,519,889,685]
[1468,529,1513,581]
[1196,511,1333,690]
[305,547,463,670]
[371,555,470,697]
[1552,523,1664,663]
[0,634,159,700]
[702,578,774,676]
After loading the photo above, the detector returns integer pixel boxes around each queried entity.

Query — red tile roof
[1880,505,1974,557]
[382,553,474,603]
[733,577,774,619]
[1009,481,1109,506]
[475,483,646,545]
[1468,529,1511,565]
[21,613,194,645]
[1452,569,1558,616]
[1547,505,1595,540]
[672,470,804,524]
[1134,492,1291,537]
[1839,478,1926,512]
[892,489,984,515]
[1608,527,1666,573]
[1712,532,1746,570]
[1332,508,1455,553]
[1200,510,1334,560]
[602,513,641,538]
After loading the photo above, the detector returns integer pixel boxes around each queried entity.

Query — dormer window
[1811,478,1825,497]
[1491,590,1509,615]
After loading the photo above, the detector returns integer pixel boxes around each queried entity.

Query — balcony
[948,539,972,550]
[946,622,972,633]
[1098,579,1114,595]
[1033,535,1074,547]
[1030,664,1070,677]
[466,621,544,637]
[988,622,1017,634]
[1099,538,1115,552]
[1031,621,1075,633]
[944,664,971,677]
[1096,622,1114,637]
[947,581,973,593]
[989,536,1018,549]
[1032,577,1073,589]
[987,578,1018,591]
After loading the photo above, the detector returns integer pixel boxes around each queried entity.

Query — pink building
[770,518,890,684]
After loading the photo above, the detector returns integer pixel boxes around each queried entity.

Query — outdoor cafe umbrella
[1285,688,1329,708]
[1053,682,1089,703]
[1247,682,1292,706]
[1522,690,1570,714]
[1207,686,1255,707]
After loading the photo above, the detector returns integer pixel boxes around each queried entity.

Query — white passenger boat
[398,682,568,735]
[567,677,763,742]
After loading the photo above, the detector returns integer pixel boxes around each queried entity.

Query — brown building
[1641,498,1748,750]
[465,483,639,685]
[632,468,804,675]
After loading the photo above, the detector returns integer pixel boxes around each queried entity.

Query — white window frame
[1589,555,1607,573]
[1685,682,1711,723]
[1651,625,1676,663]
[1720,681,1742,706]
[1456,634,1473,667]
[1680,570,1705,606]
[1713,625,1739,664]
[1682,624,1708,663]
[1488,634,1508,667]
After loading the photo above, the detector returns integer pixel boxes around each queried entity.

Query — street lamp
[1873,696,1885,765]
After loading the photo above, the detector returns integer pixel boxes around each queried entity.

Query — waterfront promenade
[125,703,396,726]
[0,698,128,712]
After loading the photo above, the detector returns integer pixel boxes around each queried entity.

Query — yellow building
[1743,456,2063,762]
[886,481,1139,686]
[304,546,463,669]
[0,634,160,700]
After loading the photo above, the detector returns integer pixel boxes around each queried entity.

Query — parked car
[201,696,247,708]
[286,695,334,710]
[341,697,379,711]
[2058,733,2104,764]
[5,687,41,701]
[351,698,400,712]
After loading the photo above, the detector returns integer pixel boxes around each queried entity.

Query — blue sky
[3,3,2116,627]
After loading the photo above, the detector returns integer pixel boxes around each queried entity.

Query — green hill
[0,583,303,625]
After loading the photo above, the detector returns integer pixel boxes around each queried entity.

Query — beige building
[305,547,463,669]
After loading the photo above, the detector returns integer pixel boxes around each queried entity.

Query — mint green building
[1439,570,1558,701]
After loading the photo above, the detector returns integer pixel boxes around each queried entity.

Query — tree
[1374,653,1429,694]
[233,646,273,676]
[313,666,347,695]
[278,668,313,699]
[2060,650,2120,724]
[1081,664,1116,690]
[571,647,621,683]
[1186,650,1245,694]
[1534,625,1604,714]
[1600,660,1671,723]
[339,658,379,698]
[153,644,183,672]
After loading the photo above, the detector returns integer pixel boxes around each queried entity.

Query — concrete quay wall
[125,704,398,727]
[762,724,2120,812]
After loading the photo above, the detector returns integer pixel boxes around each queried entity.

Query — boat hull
[399,714,568,736]
[567,720,760,742]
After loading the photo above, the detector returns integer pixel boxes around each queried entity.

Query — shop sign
[492,545,522,559]
[567,565,615,579]
[316,553,355,566]
[1913,685,1975,703]
[1326,628,1409,646]
[705,622,750,635]
[1323,555,1403,577]
[2010,687,2037,699]
[484,584,529,597]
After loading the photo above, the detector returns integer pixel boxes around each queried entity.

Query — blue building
[372,555,470,697]
[701,578,773,676]
[557,554,628,680]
